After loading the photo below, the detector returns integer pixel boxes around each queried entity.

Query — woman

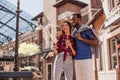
[53,21,76,80]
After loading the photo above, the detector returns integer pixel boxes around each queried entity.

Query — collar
[77,24,91,32]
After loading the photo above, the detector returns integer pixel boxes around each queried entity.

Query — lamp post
[14,0,20,72]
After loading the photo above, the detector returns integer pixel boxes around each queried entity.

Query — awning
[41,51,54,59]
[0,0,37,45]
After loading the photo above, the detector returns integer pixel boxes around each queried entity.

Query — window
[109,38,116,69]
[109,34,120,69]
[39,61,43,73]
[108,0,120,11]
[117,35,120,44]
[46,63,52,80]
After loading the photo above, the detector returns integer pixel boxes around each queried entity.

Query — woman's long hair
[61,21,72,34]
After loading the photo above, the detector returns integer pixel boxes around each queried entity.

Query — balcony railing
[105,7,120,27]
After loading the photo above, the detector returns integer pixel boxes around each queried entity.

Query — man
[71,13,98,80]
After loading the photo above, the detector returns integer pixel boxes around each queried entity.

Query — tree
[19,43,40,66]
[19,43,40,56]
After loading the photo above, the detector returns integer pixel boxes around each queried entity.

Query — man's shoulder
[81,24,90,28]
[78,24,91,32]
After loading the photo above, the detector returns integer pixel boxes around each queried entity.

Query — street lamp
[14,0,20,72]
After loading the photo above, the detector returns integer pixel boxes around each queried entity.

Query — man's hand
[77,32,98,46]
[77,33,83,41]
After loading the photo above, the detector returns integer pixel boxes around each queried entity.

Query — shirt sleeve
[71,38,76,50]
[56,36,63,53]
[87,29,96,39]
[56,41,62,53]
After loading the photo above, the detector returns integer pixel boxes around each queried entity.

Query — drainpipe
[116,40,120,80]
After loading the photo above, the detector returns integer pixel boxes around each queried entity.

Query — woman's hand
[65,39,76,56]
[65,39,72,48]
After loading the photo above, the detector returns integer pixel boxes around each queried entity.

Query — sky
[7,0,43,17]
[6,0,89,17]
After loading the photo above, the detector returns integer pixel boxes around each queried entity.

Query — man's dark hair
[73,13,82,19]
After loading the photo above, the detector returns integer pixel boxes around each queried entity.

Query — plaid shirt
[56,33,76,61]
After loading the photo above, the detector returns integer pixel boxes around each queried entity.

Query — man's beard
[73,23,79,28]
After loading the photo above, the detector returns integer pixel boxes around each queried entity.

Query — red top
[56,33,76,61]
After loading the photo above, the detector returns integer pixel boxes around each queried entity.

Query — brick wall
[90,0,102,16]
[90,0,102,9]
[57,2,89,24]
[41,57,55,80]
[58,3,81,15]
[82,14,89,24]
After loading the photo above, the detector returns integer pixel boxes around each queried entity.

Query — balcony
[105,7,120,27]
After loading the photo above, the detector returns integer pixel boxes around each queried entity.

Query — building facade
[98,0,120,80]
[32,0,57,79]
[1,0,120,80]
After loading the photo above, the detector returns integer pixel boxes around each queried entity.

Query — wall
[43,0,57,49]
[98,1,120,78]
